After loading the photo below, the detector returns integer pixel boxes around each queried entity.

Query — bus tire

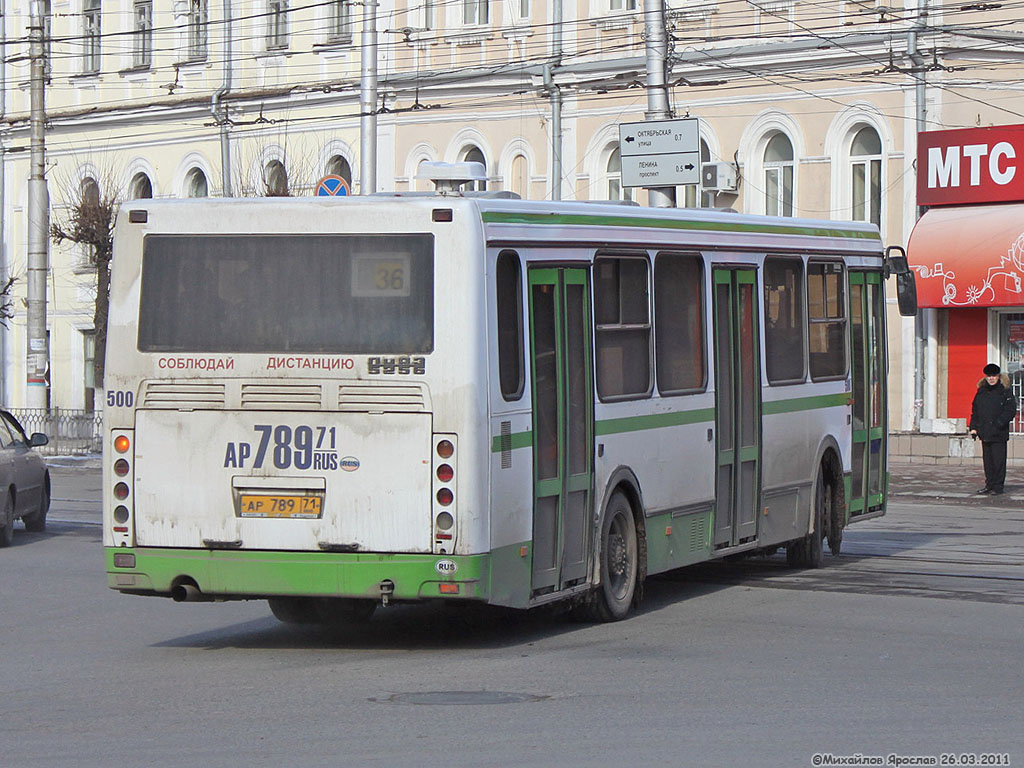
[268,597,322,625]
[316,598,376,625]
[22,477,49,533]
[584,491,639,622]
[786,464,826,569]
[0,492,13,548]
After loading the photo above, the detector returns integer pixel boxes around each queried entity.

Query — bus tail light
[109,430,135,547]
[432,434,457,552]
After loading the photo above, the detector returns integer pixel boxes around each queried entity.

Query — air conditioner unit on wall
[701,162,738,192]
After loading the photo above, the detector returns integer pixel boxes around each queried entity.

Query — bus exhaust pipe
[171,583,210,602]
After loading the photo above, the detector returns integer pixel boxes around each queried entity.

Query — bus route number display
[352,253,411,297]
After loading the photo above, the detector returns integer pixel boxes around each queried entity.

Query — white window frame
[606,147,632,203]
[267,0,290,49]
[462,0,489,26]
[83,0,102,74]
[609,0,637,10]
[850,127,883,228]
[188,0,208,61]
[133,1,153,68]
[327,0,353,42]
[763,133,795,217]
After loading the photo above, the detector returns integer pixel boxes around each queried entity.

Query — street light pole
[26,0,49,408]
[643,0,675,208]
[360,0,378,195]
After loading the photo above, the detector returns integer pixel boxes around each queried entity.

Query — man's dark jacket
[969,374,1017,442]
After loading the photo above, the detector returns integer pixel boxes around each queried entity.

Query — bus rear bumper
[105,547,490,603]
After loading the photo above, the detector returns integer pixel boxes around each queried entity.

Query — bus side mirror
[885,246,918,317]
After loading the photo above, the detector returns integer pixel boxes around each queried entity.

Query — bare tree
[50,176,119,389]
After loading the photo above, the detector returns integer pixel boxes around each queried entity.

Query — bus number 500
[106,390,135,408]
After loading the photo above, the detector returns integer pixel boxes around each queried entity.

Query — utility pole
[642,0,675,208]
[360,0,378,195]
[546,0,563,200]
[909,4,929,430]
[26,0,49,408]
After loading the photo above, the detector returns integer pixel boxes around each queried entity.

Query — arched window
[510,154,528,199]
[764,133,794,217]
[264,160,288,196]
[81,176,100,207]
[850,126,882,226]
[461,146,487,192]
[131,172,153,199]
[682,139,712,207]
[607,147,632,202]
[326,155,352,187]
[186,167,208,198]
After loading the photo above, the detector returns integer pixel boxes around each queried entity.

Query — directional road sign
[618,118,701,188]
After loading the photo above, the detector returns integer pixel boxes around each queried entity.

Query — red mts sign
[918,124,1024,206]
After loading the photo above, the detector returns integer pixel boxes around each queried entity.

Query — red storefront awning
[907,202,1024,307]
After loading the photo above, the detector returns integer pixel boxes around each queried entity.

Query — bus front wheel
[584,491,639,622]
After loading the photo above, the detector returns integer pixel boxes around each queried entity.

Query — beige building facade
[2,0,1022,437]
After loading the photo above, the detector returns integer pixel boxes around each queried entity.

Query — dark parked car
[0,410,49,547]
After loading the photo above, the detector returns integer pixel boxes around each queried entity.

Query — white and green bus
[104,170,914,622]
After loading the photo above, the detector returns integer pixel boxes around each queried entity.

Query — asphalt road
[1,463,1021,768]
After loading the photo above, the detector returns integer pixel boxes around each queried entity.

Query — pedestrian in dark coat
[969,363,1017,495]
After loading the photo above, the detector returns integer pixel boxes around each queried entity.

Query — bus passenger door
[849,272,887,518]
[712,268,761,548]
[528,268,594,593]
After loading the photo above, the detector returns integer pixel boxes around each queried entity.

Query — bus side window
[654,253,706,395]
[595,255,652,400]
[496,251,525,401]
[764,256,807,385]
[807,260,848,380]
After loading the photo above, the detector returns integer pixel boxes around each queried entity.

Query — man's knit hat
[983,363,1001,376]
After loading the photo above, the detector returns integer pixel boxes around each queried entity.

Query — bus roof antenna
[416,161,486,194]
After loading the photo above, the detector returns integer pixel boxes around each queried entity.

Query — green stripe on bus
[481,211,879,241]
[762,391,850,415]
[594,408,716,436]
[491,430,534,453]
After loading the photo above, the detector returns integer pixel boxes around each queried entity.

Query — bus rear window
[137,234,434,354]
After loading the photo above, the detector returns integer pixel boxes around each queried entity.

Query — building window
[422,0,434,29]
[510,154,528,199]
[133,1,153,68]
[518,0,529,19]
[83,330,96,412]
[764,256,806,384]
[326,155,352,188]
[851,126,882,227]
[186,168,208,198]
[607,148,632,202]
[267,0,289,49]
[807,261,847,380]
[328,0,352,41]
[496,251,524,401]
[463,0,489,25]
[131,172,153,199]
[188,0,208,61]
[83,0,102,74]
[43,1,52,79]
[461,146,487,192]
[654,253,705,394]
[764,132,794,217]
[595,255,651,400]
[264,160,288,196]
[610,0,637,10]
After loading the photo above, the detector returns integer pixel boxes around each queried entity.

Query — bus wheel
[268,597,322,625]
[316,598,376,625]
[0,492,13,548]
[826,473,844,556]
[786,465,826,569]
[585,491,639,622]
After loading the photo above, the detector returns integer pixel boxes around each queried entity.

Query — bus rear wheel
[584,491,639,622]
[268,597,375,626]
[786,465,827,568]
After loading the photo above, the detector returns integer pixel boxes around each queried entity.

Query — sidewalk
[888,459,1024,506]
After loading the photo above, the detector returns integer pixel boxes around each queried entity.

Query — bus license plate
[238,494,323,519]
